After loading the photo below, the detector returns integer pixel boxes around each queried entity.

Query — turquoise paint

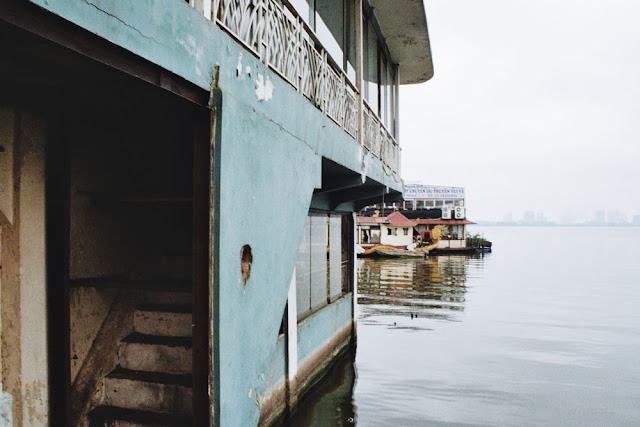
[297,295,353,366]
[29,0,402,193]
[213,90,321,425]
[27,1,397,425]
[264,335,286,397]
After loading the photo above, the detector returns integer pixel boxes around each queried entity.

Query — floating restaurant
[357,184,489,255]
[0,0,433,425]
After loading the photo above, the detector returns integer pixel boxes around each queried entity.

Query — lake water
[287,226,640,426]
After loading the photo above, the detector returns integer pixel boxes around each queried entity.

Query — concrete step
[118,333,192,375]
[89,405,192,427]
[102,368,192,416]
[133,304,192,337]
[143,290,192,309]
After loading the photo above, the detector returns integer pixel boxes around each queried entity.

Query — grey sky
[400,0,640,222]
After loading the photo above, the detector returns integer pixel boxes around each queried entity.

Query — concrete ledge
[259,321,353,426]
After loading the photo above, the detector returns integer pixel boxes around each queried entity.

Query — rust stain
[240,245,252,287]
[23,380,46,423]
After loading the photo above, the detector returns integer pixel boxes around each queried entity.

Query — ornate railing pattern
[208,0,397,172]
[363,102,399,171]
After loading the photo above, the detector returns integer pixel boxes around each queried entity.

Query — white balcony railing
[203,0,396,171]
[363,102,399,171]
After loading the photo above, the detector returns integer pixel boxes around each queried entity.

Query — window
[403,228,409,235]
[315,0,344,65]
[296,213,351,321]
[387,227,397,236]
[364,19,379,114]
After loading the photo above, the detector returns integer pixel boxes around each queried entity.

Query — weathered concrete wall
[70,287,118,382]
[68,110,193,280]
[213,86,322,425]
[28,0,401,192]
[264,335,286,398]
[0,227,12,427]
[260,295,353,425]
[297,295,353,367]
[0,106,49,426]
[71,290,140,426]
[18,2,398,425]
[17,112,49,426]
[0,108,14,224]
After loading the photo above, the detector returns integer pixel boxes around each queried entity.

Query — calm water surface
[288,226,640,426]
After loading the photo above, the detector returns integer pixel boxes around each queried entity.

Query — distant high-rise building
[633,215,640,226]
[595,210,606,225]
[607,210,628,225]
[535,212,547,223]
[523,210,535,224]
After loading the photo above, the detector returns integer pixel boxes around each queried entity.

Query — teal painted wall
[297,294,353,366]
[264,335,286,397]
[212,89,321,425]
[29,0,402,192]
[27,1,398,425]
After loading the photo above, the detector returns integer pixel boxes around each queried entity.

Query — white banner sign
[404,185,465,200]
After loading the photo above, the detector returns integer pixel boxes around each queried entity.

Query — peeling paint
[0,390,12,426]
[360,147,370,183]
[23,380,47,423]
[248,388,252,398]
[254,394,264,407]
[236,52,243,78]
[245,65,252,77]
[240,245,253,287]
[255,74,274,102]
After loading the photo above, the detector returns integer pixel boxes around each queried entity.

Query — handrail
[202,0,396,172]
[363,100,399,171]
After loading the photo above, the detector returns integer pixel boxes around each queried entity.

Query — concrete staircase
[90,291,193,427]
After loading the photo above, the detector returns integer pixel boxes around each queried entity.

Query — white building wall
[380,225,413,246]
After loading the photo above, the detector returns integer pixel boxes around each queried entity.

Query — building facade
[0,0,433,425]
[356,211,415,247]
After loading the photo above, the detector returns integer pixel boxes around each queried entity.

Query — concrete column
[17,112,49,427]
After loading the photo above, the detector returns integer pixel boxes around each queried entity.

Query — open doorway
[52,88,211,426]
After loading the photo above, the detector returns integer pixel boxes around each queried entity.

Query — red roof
[356,216,387,224]
[416,219,476,225]
[356,212,416,227]
[386,211,416,227]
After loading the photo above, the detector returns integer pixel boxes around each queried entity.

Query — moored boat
[374,248,426,258]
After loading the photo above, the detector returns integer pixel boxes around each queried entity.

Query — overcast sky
[400,0,640,222]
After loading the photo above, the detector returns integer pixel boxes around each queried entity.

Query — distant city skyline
[475,208,640,225]
[399,1,640,224]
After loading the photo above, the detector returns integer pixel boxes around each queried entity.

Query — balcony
[189,0,401,173]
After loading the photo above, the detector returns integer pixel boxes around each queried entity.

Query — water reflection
[358,255,485,324]
[277,347,356,427]
[284,254,488,425]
